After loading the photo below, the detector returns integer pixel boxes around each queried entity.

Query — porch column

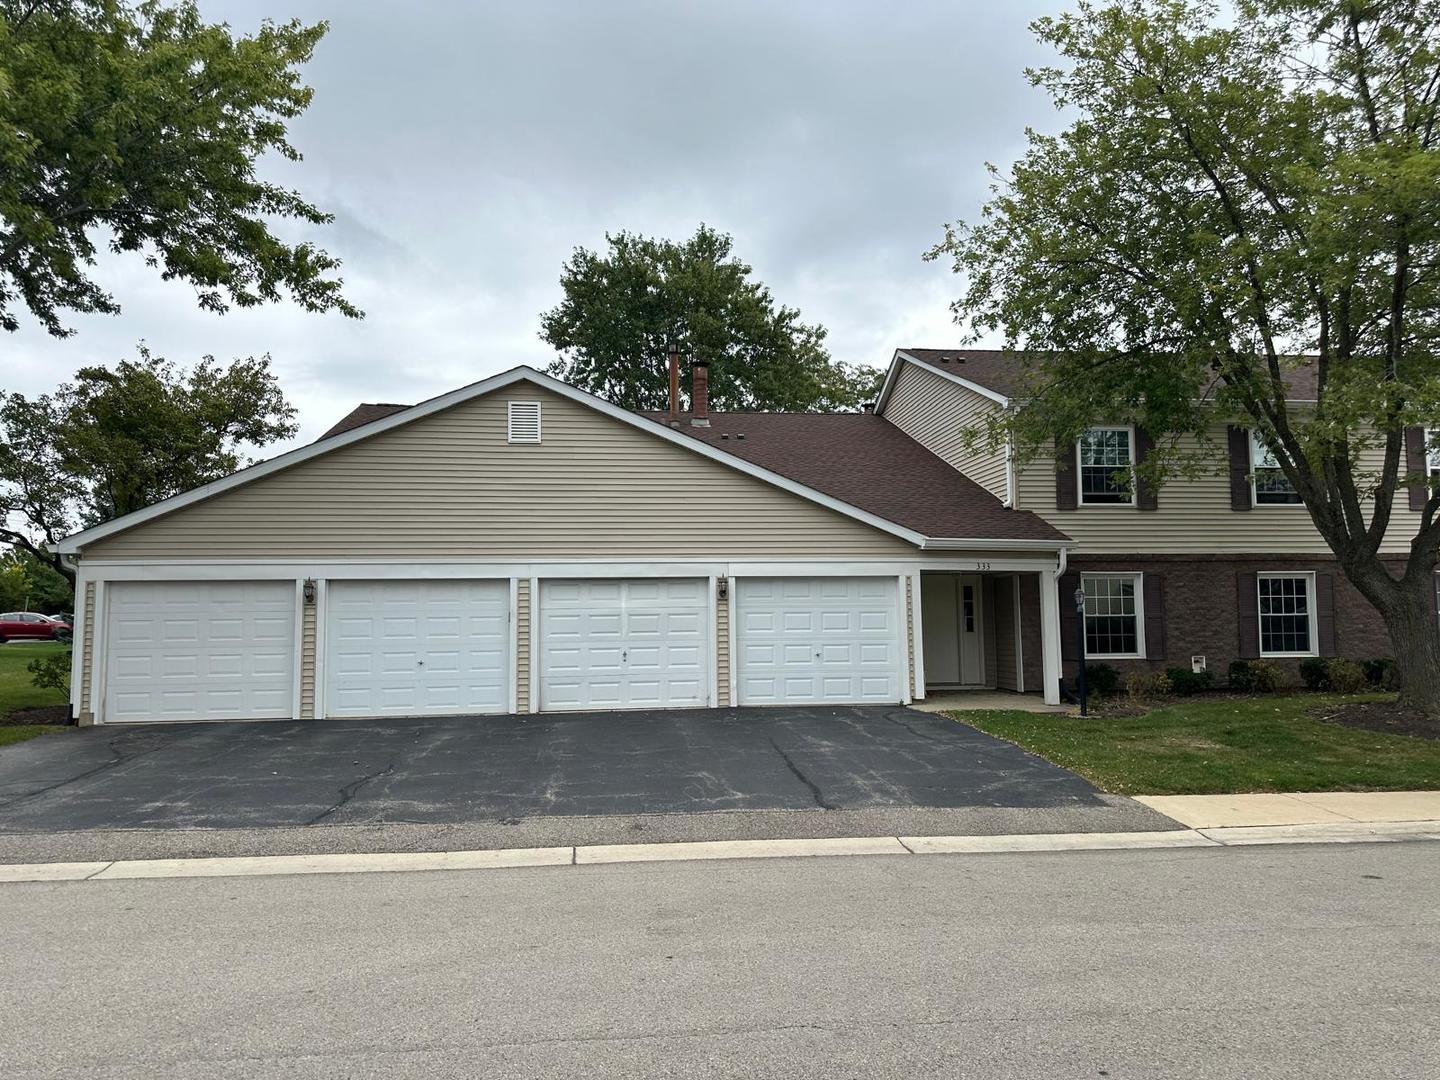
[1038,569,1063,705]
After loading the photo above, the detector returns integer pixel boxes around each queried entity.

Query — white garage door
[539,579,710,711]
[104,581,296,723]
[735,577,903,705]
[325,580,508,718]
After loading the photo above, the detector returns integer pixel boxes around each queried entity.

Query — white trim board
[875,349,1012,413]
[58,366,937,554]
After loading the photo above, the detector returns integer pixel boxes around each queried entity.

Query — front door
[921,573,984,688]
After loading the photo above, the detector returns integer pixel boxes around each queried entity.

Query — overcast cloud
[5,0,1065,447]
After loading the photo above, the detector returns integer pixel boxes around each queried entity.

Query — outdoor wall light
[303,579,317,605]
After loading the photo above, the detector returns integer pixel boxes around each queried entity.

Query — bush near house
[1228,659,1285,693]
[1083,663,1122,698]
[1165,668,1213,696]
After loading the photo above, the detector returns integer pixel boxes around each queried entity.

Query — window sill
[1086,654,1145,661]
[1259,652,1317,659]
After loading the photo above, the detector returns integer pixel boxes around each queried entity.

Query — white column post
[1039,570,1063,705]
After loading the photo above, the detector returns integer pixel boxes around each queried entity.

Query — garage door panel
[538,579,710,711]
[324,580,509,718]
[735,577,903,706]
[104,581,298,723]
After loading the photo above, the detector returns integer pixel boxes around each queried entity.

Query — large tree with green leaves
[930,0,1440,715]
[0,0,360,336]
[541,224,880,412]
[0,348,296,583]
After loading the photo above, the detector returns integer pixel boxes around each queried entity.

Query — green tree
[929,0,1440,715]
[0,348,297,583]
[0,547,72,612]
[541,224,880,412]
[0,0,361,336]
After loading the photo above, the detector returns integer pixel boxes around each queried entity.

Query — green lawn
[952,694,1440,795]
[0,641,70,749]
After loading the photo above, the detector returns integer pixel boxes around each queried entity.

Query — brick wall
[1049,555,1413,684]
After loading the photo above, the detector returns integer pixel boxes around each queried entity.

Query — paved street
[4,842,1437,1078]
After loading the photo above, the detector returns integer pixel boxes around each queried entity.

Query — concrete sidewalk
[1134,790,1440,828]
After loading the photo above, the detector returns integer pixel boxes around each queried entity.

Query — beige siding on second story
[883,361,1008,501]
[1016,426,1424,554]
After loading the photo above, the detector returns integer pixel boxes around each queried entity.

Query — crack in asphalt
[306,763,398,826]
[881,709,953,745]
[0,732,177,811]
[767,738,834,810]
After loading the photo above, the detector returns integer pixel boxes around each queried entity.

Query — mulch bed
[1313,700,1440,742]
[1,704,71,727]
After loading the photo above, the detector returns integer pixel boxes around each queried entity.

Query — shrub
[1299,657,1330,690]
[1165,667,1214,696]
[1126,670,1172,702]
[1362,658,1396,689]
[1324,658,1368,695]
[28,650,71,696]
[1082,662,1122,698]
[1228,659,1284,693]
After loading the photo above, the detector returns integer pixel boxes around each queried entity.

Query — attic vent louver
[507,400,542,444]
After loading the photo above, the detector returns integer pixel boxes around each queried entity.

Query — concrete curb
[1,820,1437,884]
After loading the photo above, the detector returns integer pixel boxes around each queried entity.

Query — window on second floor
[1251,430,1302,505]
[1429,428,1439,485]
[1077,427,1135,505]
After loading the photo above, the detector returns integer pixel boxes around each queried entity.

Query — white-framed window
[1428,427,1439,485]
[1257,572,1317,657]
[1081,573,1146,658]
[1077,427,1135,505]
[507,401,542,444]
[1250,430,1302,505]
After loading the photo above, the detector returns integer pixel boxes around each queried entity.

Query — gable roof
[318,403,409,440]
[643,412,1067,543]
[883,347,1324,405]
[63,366,1070,555]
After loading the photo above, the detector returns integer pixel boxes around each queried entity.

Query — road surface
[3,842,1437,1078]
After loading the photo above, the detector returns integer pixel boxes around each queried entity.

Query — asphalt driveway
[0,706,1118,833]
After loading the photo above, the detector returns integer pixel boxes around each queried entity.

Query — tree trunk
[1368,575,1440,718]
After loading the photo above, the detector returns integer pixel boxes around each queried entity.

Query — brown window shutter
[1142,573,1167,659]
[1227,426,1253,511]
[1055,437,1078,510]
[1405,427,1430,512]
[1060,571,1081,659]
[1315,573,1336,657]
[1134,427,1159,511]
[1236,571,1259,657]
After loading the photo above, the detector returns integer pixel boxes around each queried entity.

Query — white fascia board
[875,351,1012,414]
[59,365,933,553]
[919,537,1074,551]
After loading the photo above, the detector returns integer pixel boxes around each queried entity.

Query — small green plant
[1082,662,1121,698]
[1126,670,1172,703]
[1324,659,1367,695]
[1228,659,1285,693]
[1299,657,1330,690]
[1165,667,1214,696]
[27,650,70,697]
[1362,658,1396,690]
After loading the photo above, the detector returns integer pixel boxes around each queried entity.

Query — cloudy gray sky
[7,0,1066,447]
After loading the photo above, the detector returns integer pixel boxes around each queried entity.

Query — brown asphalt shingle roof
[900,347,1322,400]
[643,411,1068,543]
[317,403,411,440]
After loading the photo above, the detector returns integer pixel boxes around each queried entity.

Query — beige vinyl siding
[883,361,1008,500]
[79,582,96,718]
[992,576,1019,691]
[716,579,731,707]
[906,576,917,698]
[84,383,914,559]
[299,599,317,719]
[982,579,999,689]
[515,578,531,713]
[1017,426,1425,554]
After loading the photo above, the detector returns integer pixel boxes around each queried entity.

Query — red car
[0,612,72,642]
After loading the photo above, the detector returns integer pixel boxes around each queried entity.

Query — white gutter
[920,537,1075,551]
